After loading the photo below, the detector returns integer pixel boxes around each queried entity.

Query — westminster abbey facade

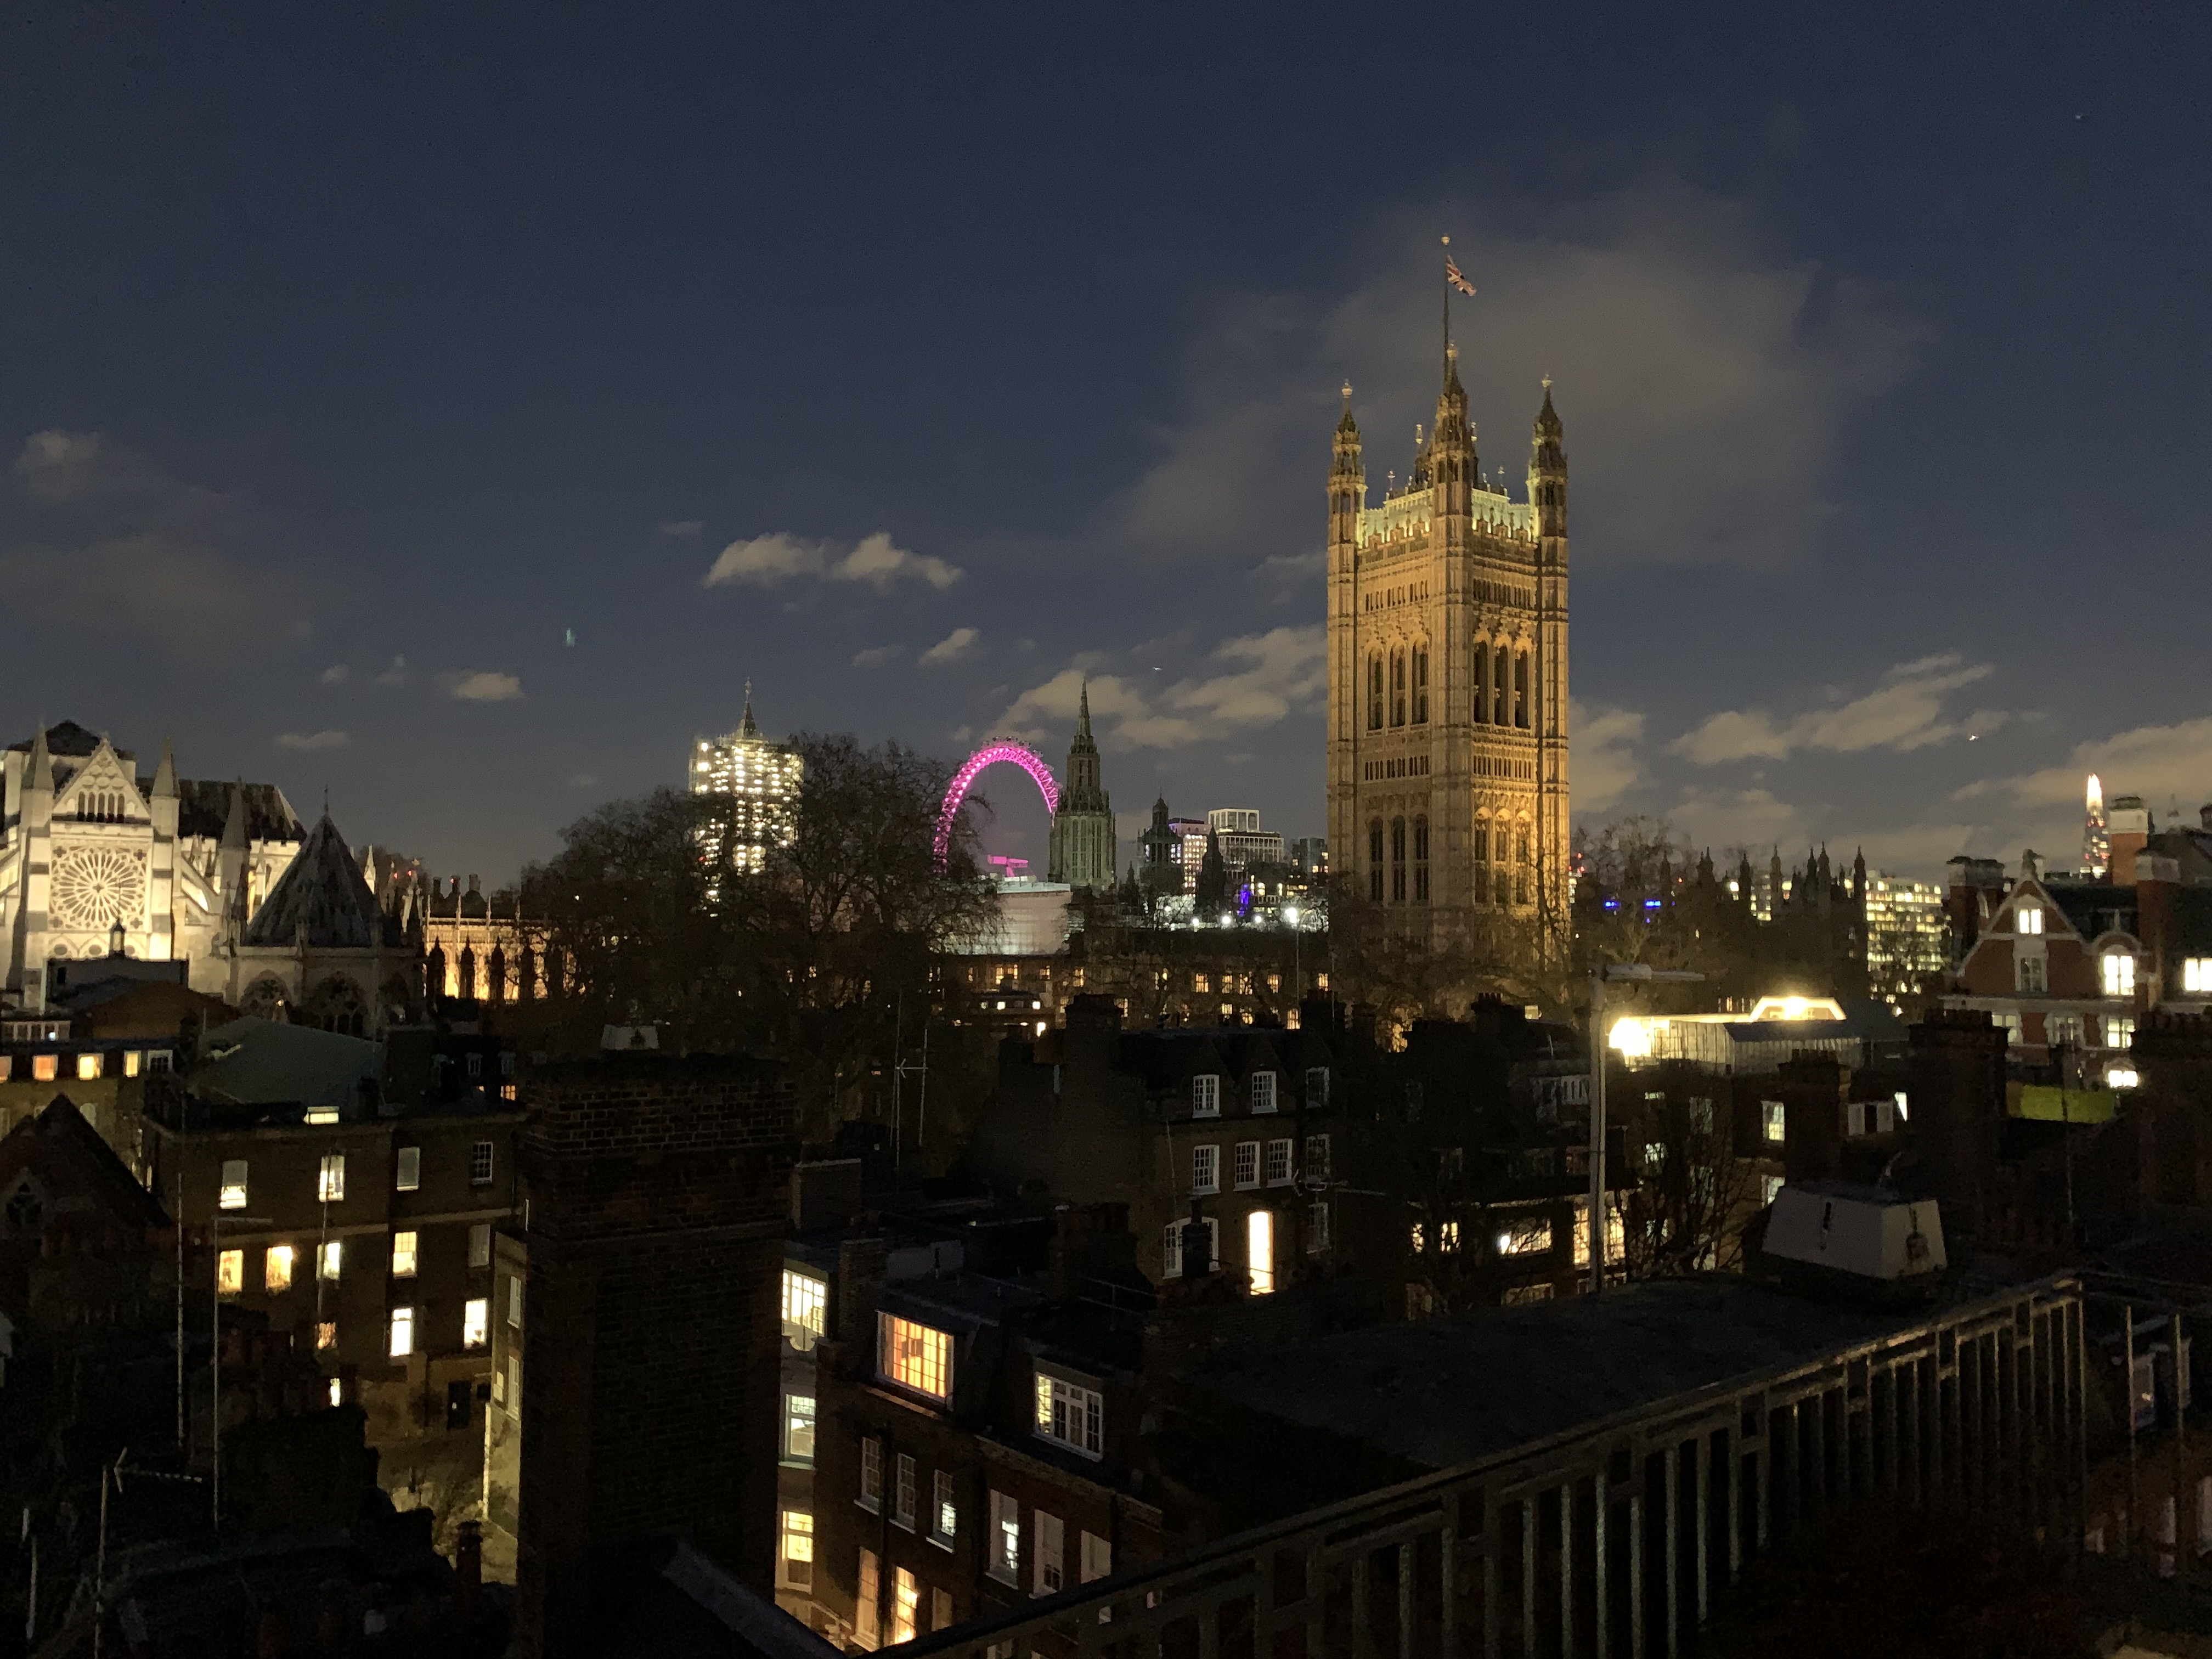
[1325,345,1570,958]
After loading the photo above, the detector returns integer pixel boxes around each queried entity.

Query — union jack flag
[1444,256,1476,297]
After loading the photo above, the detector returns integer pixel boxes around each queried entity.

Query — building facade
[1325,354,1570,959]
[1863,870,1949,1006]
[1045,685,1115,893]
[689,690,804,880]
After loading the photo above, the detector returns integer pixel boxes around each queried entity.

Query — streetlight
[1587,963,1703,1296]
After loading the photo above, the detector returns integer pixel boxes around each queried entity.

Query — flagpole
[1440,234,1452,357]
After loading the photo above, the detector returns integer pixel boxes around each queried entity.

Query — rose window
[50,846,146,931]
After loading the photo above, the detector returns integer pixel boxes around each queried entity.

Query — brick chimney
[1048,1201,1138,1300]
[1777,1053,1848,1184]
[1906,1009,2007,1240]
[2138,851,2181,1008]
[2109,795,2152,886]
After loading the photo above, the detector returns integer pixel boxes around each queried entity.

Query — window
[219,1160,249,1210]
[782,1268,828,1350]
[466,1052,483,1079]
[1410,1221,1425,1255]
[1390,816,1407,902]
[2106,1015,2137,1049]
[1762,1101,1786,1143]
[77,1052,101,1081]
[264,1244,295,1293]
[1368,819,1385,901]
[1876,1098,1897,1135]
[391,1230,418,1278]
[2049,1013,2084,1047]
[319,1240,343,1282]
[1265,1138,1293,1186]
[30,1055,55,1084]
[1192,1144,1220,1195]
[1847,1102,1867,1138]
[857,1549,881,1645]
[1514,651,1530,727]
[1191,1074,1220,1117]
[396,1147,421,1192]
[2016,901,2045,935]
[316,1321,337,1351]
[1368,655,1384,731]
[989,1491,1020,1584]
[1233,1141,1260,1189]
[777,1510,814,1592]
[1498,1217,1553,1256]
[1248,1209,1276,1295]
[894,1453,918,1530]
[878,1313,953,1401]
[2018,955,2047,993]
[1305,1067,1330,1106]
[1035,1510,1065,1596]
[1250,1071,1277,1114]
[470,1141,495,1184]
[123,1049,141,1077]
[1161,1217,1217,1278]
[463,1297,489,1349]
[317,1154,346,1203]
[1412,643,1430,724]
[1472,643,1490,724]
[783,1393,816,1463]
[1689,1097,1714,1135]
[859,1437,883,1512]
[1035,1372,1105,1458]
[389,1306,415,1358]
[469,1223,492,1268]
[1438,1220,1461,1254]
[1304,1133,1331,1183]
[1308,1201,1330,1253]
[2103,952,2137,998]
[1413,815,1430,902]
[932,1588,953,1633]
[1080,1531,1113,1586]
[1389,648,1407,727]
[892,1567,919,1644]
[217,1249,244,1297]
[2187,958,2212,995]
[146,1049,171,1071]
[932,1469,957,1545]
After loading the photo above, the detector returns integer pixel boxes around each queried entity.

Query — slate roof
[2043,878,2137,942]
[0,1094,171,1235]
[173,779,302,843]
[241,813,380,948]
[191,1017,381,1111]
[7,720,104,758]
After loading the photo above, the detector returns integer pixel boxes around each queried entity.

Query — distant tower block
[2083,772,2109,878]
[690,684,804,881]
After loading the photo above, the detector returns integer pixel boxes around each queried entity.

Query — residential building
[689,687,804,883]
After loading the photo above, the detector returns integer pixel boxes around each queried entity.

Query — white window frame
[462,1297,489,1349]
[470,1140,495,1185]
[395,1146,421,1192]
[931,1469,957,1548]
[859,1436,883,1513]
[857,1547,881,1645]
[1248,1208,1276,1295]
[877,1312,955,1402]
[2018,955,2047,994]
[2104,951,2137,998]
[1191,1074,1220,1118]
[783,1392,816,1464]
[1232,1141,1260,1190]
[1161,1216,1217,1278]
[2187,958,2212,995]
[782,1268,828,1351]
[1303,1133,1331,1184]
[894,1452,917,1531]
[391,1229,419,1278]
[1307,1200,1329,1254]
[988,1491,1020,1585]
[1034,1370,1105,1459]
[777,1509,815,1593]
[1034,1509,1065,1597]
[319,1240,343,1282]
[1305,1066,1330,1104]
[1250,1071,1278,1114]
[1192,1144,1220,1196]
[317,1154,346,1204]
[1080,1531,1112,1585]
[219,1159,249,1211]
[1762,1101,1785,1143]
[1265,1137,1293,1187]
[388,1305,415,1359]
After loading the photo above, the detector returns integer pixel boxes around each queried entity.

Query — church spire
[738,679,761,741]
[152,736,177,798]
[1077,678,1093,742]
[27,722,52,795]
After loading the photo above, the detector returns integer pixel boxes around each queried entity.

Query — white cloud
[998,626,1325,751]
[701,530,961,591]
[853,644,904,668]
[1672,654,1993,766]
[275,729,349,751]
[658,519,704,538]
[1101,182,1923,572]
[919,627,980,667]
[320,663,349,685]
[1572,702,1645,816]
[1960,714,2212,816]
[449,670,524,703]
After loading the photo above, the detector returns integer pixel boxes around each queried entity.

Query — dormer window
[877,1313,953,1402]
[2016,902,2045,936]
[1034,1371,1104,1458]
[2103,951,2137,998]
[1192,1075,1221,1117]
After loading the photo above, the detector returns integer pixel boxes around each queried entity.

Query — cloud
[852,644,904,668]
[998,625,1325,750]
[569,772,598,788]
[1961,715,2212,814]
[1572,702,1645,816]
[1250,549,1327,603]
[275,729,349,751]
[1671,654,1993,766]
[1101,182,1923,572]
[448,670,524,703]
[658,519,704,538]
[374,655,410,687]
[320,663,349,685]
[919,627,980,667]
[701,530,961,591]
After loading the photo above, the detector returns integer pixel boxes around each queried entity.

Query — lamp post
[1587,962,1703,1296]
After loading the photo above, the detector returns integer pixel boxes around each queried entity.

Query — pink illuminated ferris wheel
[934,740,1058,872]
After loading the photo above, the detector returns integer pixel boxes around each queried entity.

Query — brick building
[488,1052,798,1659]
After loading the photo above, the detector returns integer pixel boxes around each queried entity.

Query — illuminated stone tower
[1325,349,1570,969]
[1047,682,1116,891]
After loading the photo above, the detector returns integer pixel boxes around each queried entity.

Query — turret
[1328,383,1364,557]
[1529,379,1567,544]
[24,724,53,830]
[150,736,179,839]
[1430,343,1474,535]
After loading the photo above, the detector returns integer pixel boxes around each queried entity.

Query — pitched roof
[173,779,302,843]
[241,813,381,948]
[8,720,104,758]
[192,1017,381,1111]
[0,1094,171,1235]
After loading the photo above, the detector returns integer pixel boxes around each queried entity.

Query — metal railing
[904,1276,2084,1659]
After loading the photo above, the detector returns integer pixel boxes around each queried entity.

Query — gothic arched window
[1390,817,1407,903]
[458,946,477,1000]
[1368,657,1384,732]
[1368,820,1385,902]
[1471,644,1488,724]
[488,946,508,1004]
[1514,652,1531,729]
[1491,647,1509,725]
[1390,651,1407,728]
[1412,644,1430,724]
[1413,816,1430,902]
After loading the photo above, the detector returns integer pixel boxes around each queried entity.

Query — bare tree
[1613,1077,1763,1277]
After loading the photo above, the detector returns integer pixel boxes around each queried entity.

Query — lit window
[1192,1075,1220,1117]
[217,1249,244,1297]
[219,1159,249,1210]
[989,1491,1020,1584]
[2187,959,2212,995]
[123,1049,142,1077]
[2106,1015,2136,1049]
[859,1437,882,1511]
[878,1313,953,1401]
[1233,1141,1260,1189]
[463,1298,489,1348]
[2104,952,2137,997]
[1410,1221,1426,1255]
[1438,1220,1460,1254]
[318,1154,346,1203]
[784,1393,816,1462]
[1034,1510,1065,1597]
[782,1268,828,1350]
[1250,1071,1277,1114]
[470,1141,494,1184]
[1265,1138,1293,1186]
[391,1230,418,1278]
[326,1376,343,1408]
[388,1306,415,1358]
[30,1055,55,1083]
[469,1223,492,1268]
[264,1244,295,1293]
[1034,1372,1105,1458]
[77,1052,101,1081]
[778,1510,815,1592]
[894,1453,917,1529]
[1192,1145,1220,1195]
[2016,902,2045,935]
[2109,1065,2141,1089]
[319,1240,343,1282]
[1498,1217,1553,1256]
[316,1321,337,1351]
[396,1147,421,1192]
[932,1470,957,1544]
[1762,1101,1785,1143]
[1248,1209,1276,1294]
[892,1566,919,1643]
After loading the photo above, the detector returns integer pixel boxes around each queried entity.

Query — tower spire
[738,679,761,741]
[1077,678,1093,740]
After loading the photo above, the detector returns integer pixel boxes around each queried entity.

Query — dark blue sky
[4,5,2207,882]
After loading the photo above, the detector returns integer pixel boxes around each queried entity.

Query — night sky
[4,7,2207,885]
